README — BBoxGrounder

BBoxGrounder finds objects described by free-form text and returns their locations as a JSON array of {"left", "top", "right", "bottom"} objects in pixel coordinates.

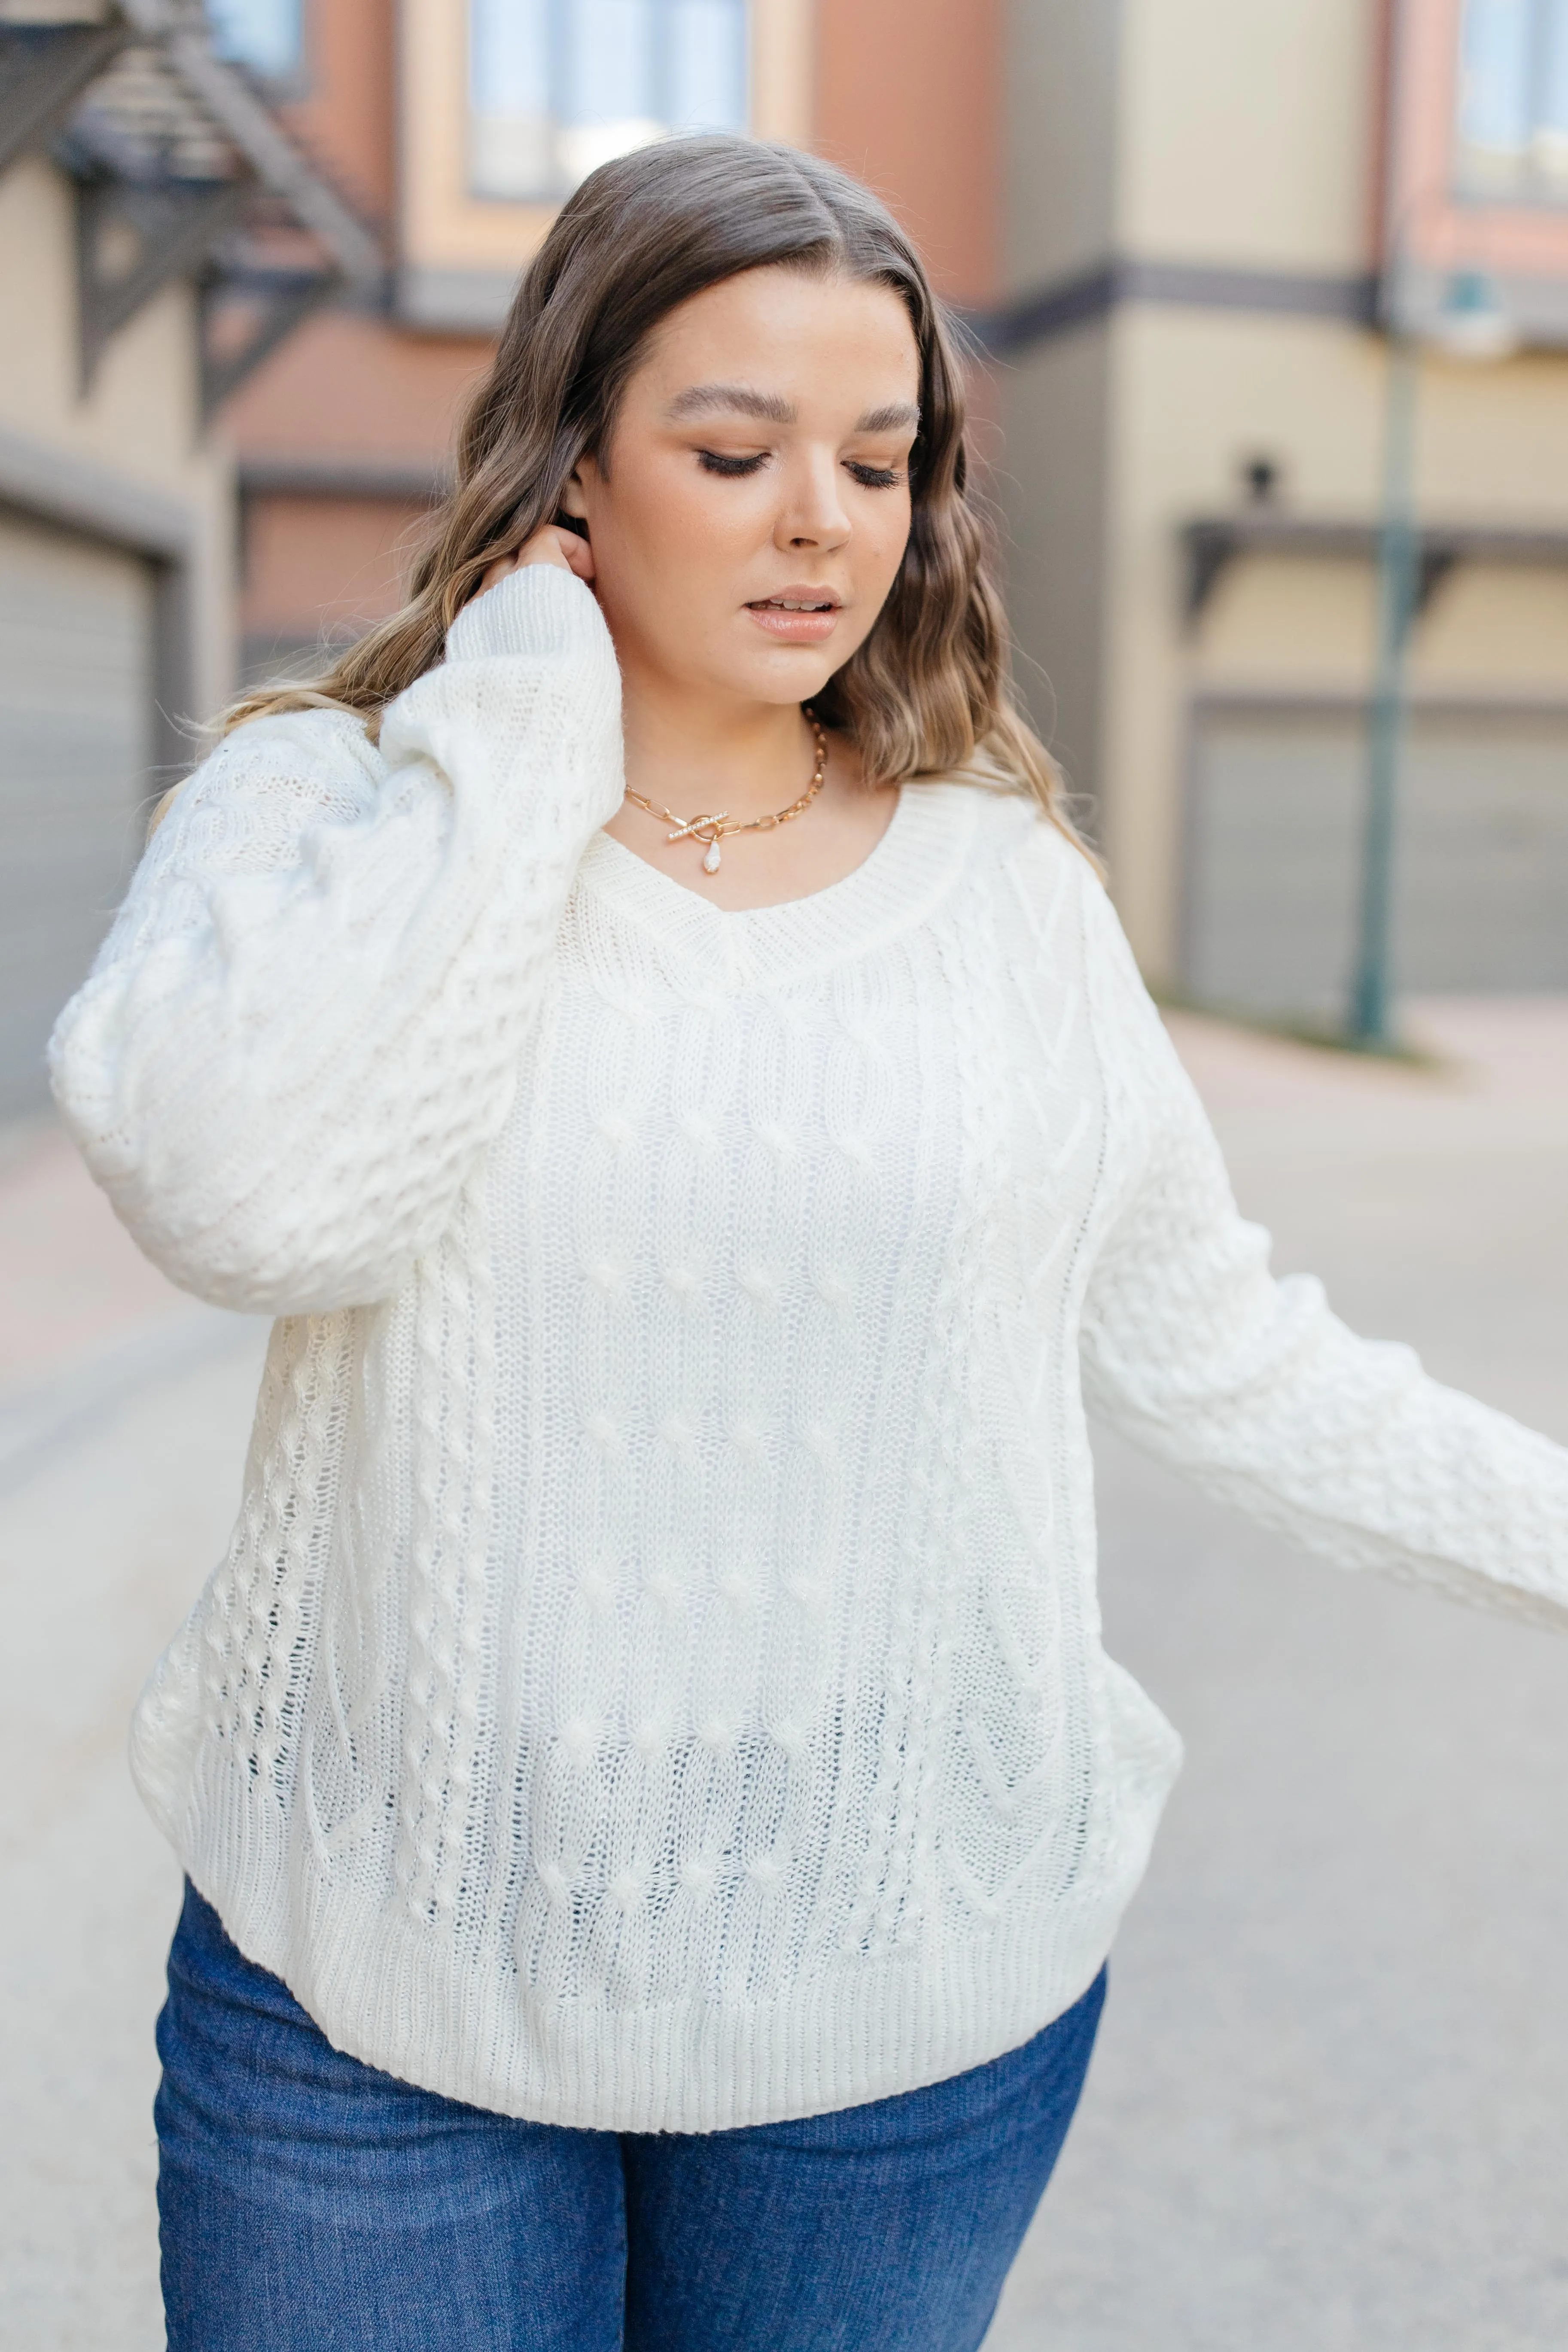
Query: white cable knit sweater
[{"left": 51, "top": 566, "right": 1568, "bottom": 2132}]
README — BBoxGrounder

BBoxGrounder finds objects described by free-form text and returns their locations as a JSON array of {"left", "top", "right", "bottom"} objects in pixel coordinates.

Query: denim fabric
[{"left": 156, "top": 1884, "right": 1104, "bottom": 2352}]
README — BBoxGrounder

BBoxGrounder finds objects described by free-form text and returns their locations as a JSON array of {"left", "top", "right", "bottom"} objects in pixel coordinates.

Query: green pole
[{"left": 1348, "top": 329, "right": 1420, "bottom": 1048}]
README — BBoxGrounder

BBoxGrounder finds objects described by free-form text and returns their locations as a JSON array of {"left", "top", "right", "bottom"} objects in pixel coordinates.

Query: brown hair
[{"left": 218, "top": 135, "right": 1075, "bottom": 836}]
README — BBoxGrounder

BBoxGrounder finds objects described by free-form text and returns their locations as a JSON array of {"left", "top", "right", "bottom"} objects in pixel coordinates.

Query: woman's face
[{"left": 561, "top": 265, "right": 921, "bottom": 711}]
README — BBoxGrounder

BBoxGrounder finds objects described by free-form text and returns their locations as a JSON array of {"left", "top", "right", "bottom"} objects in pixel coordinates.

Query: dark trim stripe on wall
[
  {"left": 237, "top": 456, "right": 451, "bottom": 501},
  {"left": 966, "top": 259, "right": 1380, "bottom": 356}
]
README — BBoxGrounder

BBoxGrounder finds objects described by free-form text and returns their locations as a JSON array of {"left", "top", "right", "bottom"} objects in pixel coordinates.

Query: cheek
[
  {"left": 859, "top": 501, "right": 913, "bottom": 586},
  {"left": 615, "top": 469, "right": 763, "bottom": 597}
]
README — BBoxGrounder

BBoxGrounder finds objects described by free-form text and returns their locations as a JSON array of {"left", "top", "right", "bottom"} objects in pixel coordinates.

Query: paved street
[
  {"left": 2, "top": 1001, "right": 1565, "bottom": 2350},
  {"left": 989, "top": 999, "right": 1568, "bottom": 2352},
  {"left": 0, "top": 1120, "right": 267, "bottom": 2352}
]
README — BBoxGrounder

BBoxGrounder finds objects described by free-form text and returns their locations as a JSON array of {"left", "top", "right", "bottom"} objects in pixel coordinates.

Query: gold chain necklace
[{"left": 622, "top": 721, "right": 828, "bottom": 874}]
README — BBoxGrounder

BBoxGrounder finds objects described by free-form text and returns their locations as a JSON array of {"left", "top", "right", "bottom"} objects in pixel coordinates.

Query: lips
[{"left": 744, "top": 590, "right": 843, "bottom": 643}]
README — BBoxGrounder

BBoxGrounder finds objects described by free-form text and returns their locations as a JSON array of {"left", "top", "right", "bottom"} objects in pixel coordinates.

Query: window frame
[
  {"left": 204, "top": 0, "right": 310, "bottom": 96},
  {"left": 1378, "top": 0, "right": 1568, "bottom": 349},
  {"left": 465, "top": 0, "right": 753, "bottom": 209},
  {"left": 1453, "top": 0, "right": 1568, "bottom": 202},
  {"left": 396, "top": 0, "right": 813, "bottom": 334}
]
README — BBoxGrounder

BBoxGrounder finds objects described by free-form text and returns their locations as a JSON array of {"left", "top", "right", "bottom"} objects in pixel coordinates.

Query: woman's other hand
[{"left": 481, "top": 524, "right": 595, "bottom": 595}]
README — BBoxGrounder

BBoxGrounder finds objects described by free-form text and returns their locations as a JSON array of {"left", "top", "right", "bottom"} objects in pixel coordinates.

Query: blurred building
[
  {"left": 0, "top": 0, "right": 376, "bottom": 1116},
  {"left": 227, "top": 0, "right": 1568, "bottom": 1024},
  {"left": 997, "top": 0, "right": 1568, "bottom": 1013},
  {"left": 221, "top": 0, "right": 998, "bottom": 679},
  {"left": 15, "top": 0, "right": 1565, "bottom": 1082}
]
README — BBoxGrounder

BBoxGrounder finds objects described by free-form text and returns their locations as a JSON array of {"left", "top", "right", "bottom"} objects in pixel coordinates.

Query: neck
[{"left": 619, "top": 670, "right": 817, "bottom": 825}]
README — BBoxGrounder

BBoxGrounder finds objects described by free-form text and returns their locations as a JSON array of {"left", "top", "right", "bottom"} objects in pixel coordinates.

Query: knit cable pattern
[{"left": 52, "top": 568, "right": 1568, "bottom": 2132}]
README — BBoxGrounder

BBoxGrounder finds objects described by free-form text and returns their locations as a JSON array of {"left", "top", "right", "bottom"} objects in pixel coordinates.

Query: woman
[{"left": 50, "top": 136, "right": 1568, "bottom": 2351}]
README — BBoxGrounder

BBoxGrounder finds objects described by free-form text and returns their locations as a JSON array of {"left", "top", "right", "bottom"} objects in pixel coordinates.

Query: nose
[{"left": 773, "top": 448, "right": 850, "bottom": 553}]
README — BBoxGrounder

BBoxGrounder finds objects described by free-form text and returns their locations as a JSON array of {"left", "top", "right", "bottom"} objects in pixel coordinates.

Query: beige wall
[
  {"left": 1097, "top": 307, "right": 1382, "bottom": 966},
  {"left": 1096, "top": 305, "right": 1568, "bottom": 974},
  {"left": 1003, "top": 0, "right": 1119, "bottom": 290},
  {"left": 1003, "top": 0, "right": 1378, "bottom": 288},
  {"left": 0, "top": 153, "right": 235, "bottom": 722},
  {"left": 999, "top": 0, "right": 1568, "bottom": 976},
  {"left": 1116, "top": 0, "right": 1378, "bottom": 270},
  {"left": 996, "top": 328, "right": 1114, "bottom": 819},
  {"left": 999, "top": 0, "right": 1387, "bottom": 956}
]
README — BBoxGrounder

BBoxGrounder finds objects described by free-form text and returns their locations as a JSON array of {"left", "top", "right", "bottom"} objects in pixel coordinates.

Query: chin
[
  {"left": 757, "top": 672, "right": 835, "bottom": 708},
  {"left": 733, "top": 651, "right": 843, "bottom": 707}
]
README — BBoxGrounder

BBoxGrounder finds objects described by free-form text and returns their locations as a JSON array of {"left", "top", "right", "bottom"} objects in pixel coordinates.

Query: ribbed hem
[{"left": 149, "top": 1732, "right": 1161, "bottom": 2135}]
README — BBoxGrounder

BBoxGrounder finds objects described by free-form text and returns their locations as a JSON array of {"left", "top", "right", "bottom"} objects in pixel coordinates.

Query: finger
[
  {"left": 519, "top": 527, "right": 570, "bottom": 570},
  {"left": 558, "top": 529, "right": 596, "bottom": 584}
]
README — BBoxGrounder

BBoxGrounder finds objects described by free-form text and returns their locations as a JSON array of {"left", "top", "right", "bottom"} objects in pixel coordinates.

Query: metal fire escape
[{"left": 0, "top": 0, "right": 382, "bottom": 411}]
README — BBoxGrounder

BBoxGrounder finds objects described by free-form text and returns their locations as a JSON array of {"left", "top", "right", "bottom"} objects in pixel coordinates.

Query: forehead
[{"left": 634, "top": 267, "right": 920, "bottom": 405}]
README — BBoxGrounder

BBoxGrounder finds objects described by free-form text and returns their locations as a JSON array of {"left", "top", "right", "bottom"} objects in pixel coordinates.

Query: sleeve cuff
[{"left": 444, "top": 563, "right": 602, "bottom": 666}]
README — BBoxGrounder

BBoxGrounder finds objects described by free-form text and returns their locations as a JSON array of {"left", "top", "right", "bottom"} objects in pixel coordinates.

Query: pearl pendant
[{"left": 702, "top": 841, "right": 722, "bottom": 874}]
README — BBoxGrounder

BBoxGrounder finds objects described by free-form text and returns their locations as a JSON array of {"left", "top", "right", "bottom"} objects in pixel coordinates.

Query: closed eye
[
  {"left": 697, "top": 450, "right": 904, "bottom": 487},
  {"left": 697, "top": 449, "right": 768, "bottom": 477}
]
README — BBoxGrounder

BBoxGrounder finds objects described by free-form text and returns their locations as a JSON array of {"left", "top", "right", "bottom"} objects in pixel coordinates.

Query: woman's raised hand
[{"left": 480, "top": 523, "right": 595, "bottom": 596}]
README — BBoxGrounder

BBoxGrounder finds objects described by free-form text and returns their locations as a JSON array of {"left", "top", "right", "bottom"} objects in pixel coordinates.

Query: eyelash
[
  {"left": 696, "top": 450, "right": 903, "bottom": 490},
  {"left": 697, "top": 450, "right": 767, "bottom": 478}
]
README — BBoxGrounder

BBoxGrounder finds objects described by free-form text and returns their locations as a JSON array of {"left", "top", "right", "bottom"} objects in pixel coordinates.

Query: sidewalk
[
  {"left": 0, "top": 1124, "right": 265, "bottom": 2352},
  {"left": 988, "top": 998, "right": 1568, "bottom": 2351},
  {"left": 0, "top": 1120, "right": 260, "bottom": 1493},
  {"left": 1, "top": 1001, "right": 1564, "bottom": 2349}
]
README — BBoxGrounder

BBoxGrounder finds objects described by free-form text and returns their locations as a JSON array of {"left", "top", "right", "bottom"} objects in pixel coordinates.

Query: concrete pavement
[
  {"left": 1, "top": 1001, "right": 1565, "bottom": 2349},
  {"left": 987, "top": 999, "right": 1568, "bottom": 2351},
  {"left": 0, "top": 1121, "right": 266, "bottom": 2352}
]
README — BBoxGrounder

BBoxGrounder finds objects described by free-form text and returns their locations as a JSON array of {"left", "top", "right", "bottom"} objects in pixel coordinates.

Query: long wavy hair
[{"left": 217, "top": 134, "right": 1075, "bottom": 836}]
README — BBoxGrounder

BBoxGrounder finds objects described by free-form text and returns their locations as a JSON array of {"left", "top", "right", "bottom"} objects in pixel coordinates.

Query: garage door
[
  {"left": 0, "top": 508, "right": 154, "bottom": 1117},
  {"left": 1182, "top": 701, "right": 1568, "bottom": 1021}
]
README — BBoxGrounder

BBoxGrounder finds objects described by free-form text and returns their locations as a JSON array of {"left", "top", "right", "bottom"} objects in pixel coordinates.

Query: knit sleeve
[
  {"left": 1076, "top": 880, "right": 1568, "bottom": 1629},
  {"left": 48, "top": 564, "right": 622, "bottom": 1316}
]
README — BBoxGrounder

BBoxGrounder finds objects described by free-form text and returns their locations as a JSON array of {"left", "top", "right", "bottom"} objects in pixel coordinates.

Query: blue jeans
[{"left": 156, "top": 1883, "right": 1104, "bottom": 2351}]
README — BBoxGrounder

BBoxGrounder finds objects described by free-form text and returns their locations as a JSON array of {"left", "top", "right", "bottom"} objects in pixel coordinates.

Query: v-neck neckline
[{"left": 572, "top": 780, "right": 982, "bottom": 989}]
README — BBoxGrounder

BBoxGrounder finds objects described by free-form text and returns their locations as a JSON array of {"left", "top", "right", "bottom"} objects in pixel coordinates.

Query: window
[
  {"left": 206, "top": 0, "right": 305, "bottom": 81},
  {"left": 469, "top": 0, "right": 749, "bottom": 203},
  {"left": 1455, "top": 0, "right": 1568, "bottom": 196}
]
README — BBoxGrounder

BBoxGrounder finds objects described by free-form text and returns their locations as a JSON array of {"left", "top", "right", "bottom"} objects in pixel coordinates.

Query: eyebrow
[
  {"left": 664, "top": 384, "right": 921, "bottom": 436},
  {"left": 854, "top": 401, "right": 920, "bottom": 435},
  {"left": 666, "top": 383, "right": 795, "bottom": 424}
]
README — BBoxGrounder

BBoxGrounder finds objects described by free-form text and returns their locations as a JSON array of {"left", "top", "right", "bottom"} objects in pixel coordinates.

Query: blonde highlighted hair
[{"left": 211, "top": 135, "right": 1078, "bottom": 842}]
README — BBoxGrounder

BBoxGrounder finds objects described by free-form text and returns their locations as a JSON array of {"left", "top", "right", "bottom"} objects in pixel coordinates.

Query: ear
[{"left": 558, "top": 465, "right": 591, "bottom": 523}]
